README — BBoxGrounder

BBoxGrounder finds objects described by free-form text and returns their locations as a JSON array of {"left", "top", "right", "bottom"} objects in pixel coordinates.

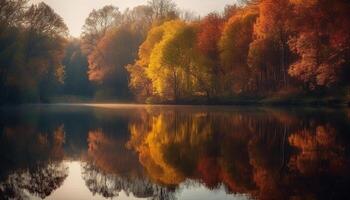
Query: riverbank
[
  {"left": 154, "top": 97, "right": 349, "bottom": 107},
  {"left": 1, "top": 94, "right": 349, "bottom": 108},
  {"left": 56, "top": 96, "right": 350, "bottom": 108}
]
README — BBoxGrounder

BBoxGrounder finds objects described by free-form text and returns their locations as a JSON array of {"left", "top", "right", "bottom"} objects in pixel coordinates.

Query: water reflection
[
  {"left": 0, "top": 122, "right": 67, "bottom": 199},
  {"left": 82, "top": 130, "right": 175, "bottom": 199},
  {"left": 0, "top": 105, "right": 349, "bottom": 199}
]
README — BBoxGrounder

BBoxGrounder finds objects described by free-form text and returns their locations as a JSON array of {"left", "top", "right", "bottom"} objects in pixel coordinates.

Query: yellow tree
[
  {"left": 146, "top": 20, "right": 184, "bottom": 101},
  {"left": 219, "top": 6, "right": 258, "bottom": 95},
  {"left": 127, "top": 24, "right": 165, "bottom": 102},
  {"left": 147, "top": 20, "right": 201, "bottom": 102}
]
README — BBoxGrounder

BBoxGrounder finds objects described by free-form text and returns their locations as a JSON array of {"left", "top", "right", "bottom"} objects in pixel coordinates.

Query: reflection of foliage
[
  {"left": 81, "top": 162, "right": 120, "bottom": 198},
  {"left": 127, "top": 111, "right": 259, "bottom": 192},
  {"left": 288, "top": 125, "right": 346, "bottom": 175},
  {"left": 248, "top": 133, "right": 287, "bottom": 199},
  {"left": 86, "top": 129, "right": 143, "bottom": 177},
  {"left": 81, "top": 162, "right": 176, "bottom": 200},
  {"left": 83, "top": 128, "right": 176, "bottom": 199},
  {"left": 0, "top": 162, "right": 68, "bottom": 200},
  {"left": 127, "top": 108, "right": 350, "bottom": 199},
  {"left": 0, "top": 124, "right": 67, "bottom": 199}
]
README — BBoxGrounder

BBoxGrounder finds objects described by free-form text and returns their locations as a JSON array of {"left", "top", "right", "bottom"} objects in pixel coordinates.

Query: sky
[{"left": 30, "top": 0, "right": 236, "bottom": 37}]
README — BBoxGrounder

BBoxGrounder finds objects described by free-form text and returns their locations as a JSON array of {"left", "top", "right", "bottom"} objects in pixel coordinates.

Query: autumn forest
[
  {"left": 1, "top": 1, "right": 350, "bottom": 199},
  {"left": 1, "top": 0, "right": 350, "bottom": 105}
]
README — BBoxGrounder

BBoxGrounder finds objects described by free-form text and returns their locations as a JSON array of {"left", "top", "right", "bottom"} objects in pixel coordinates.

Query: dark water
[{"left": 0, "top": 104, "right": 350, "bottom": 200}]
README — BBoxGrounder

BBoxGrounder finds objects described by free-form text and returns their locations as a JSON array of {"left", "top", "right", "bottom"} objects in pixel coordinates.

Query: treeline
[
  {"left": 128, "top": 0, "right": 350, "bottom": 103},
  {"left": 1, "top": 0, "right": 350, "bottom": 104},
  {"left": 0, "top": 0, "right": 68, "bottom": 103},
  {"left": 80, "top": 0, "right": 193, "bottom": 101},
  {"left": 0, "top": 0, "right": 191, "bottom": 103}
]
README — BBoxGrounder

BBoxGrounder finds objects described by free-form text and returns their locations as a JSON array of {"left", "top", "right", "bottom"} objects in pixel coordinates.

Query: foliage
[
  {"left": 128, "top": 0, "right": 350, "bottom": 103},
  {"left": 1, "top": 0, "right": 350, "bottom": 104},
  {"left": 0, "top": 1, "right": 68, "bottom": 104}
]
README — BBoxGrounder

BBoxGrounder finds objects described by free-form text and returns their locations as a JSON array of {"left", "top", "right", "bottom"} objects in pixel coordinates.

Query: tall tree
[
  {"left": 148, "top": 0, "right": 177, "bottom": 21},
  {"left": 0, "top": 0, "right": 28, "bottom": 27},
  {"left": 127, "top": 23, "right": 165, "bottom": 102},
  {"left": 196, "top": 13, "right": 224, "bottom": 97},
  {"left": 88, "top": 25, "right": 143, "bottom": 99},
  {"left": 81, "top": 5, "right": 122, "bottom": 55},
  {"left": 219, "top": 6, "right": 258, "bottom": 95},
  {"left": 24, "top": 3, "right": 68, "bottom": 38},
  {"left": 62, "top": 39, "right": 93, "bottom": 97},
  {"left": 287, "top": 0, "right": 350, "bottom": 89},
  {"left": 0, "top": 2, "right": 68, "bottom": 103},
  {"left": 248, "top": 0, "right": 292, "bottom": 92}
]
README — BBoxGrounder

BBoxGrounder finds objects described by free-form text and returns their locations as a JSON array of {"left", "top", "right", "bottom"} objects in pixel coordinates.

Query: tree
[
  {"left": 24, "top": 3, "right": 68, "bottom": 38},
  {"left": 248, "top": 35, "right": 282, "bottom": 92},
  {"left": 148, "top": 0, "right": 177, "bottom": 21},
  {"left": 0, "top": 2, "right": 68, "bottom": 103},
  {"left": 23, "top": 3, "right": 68, "bottom": 102},
  {"left": 88, "top": 25, "right": 142, "bottom": 99},
  {"left": 248, "top": 0, "right": 293, "bottom": 93},
  {"left": 0, "top": 0, "right": 28, "bottom": 27},
  {"left": 287, "top": 0, "right": 350, "bottom": 89},
  {"left": 122, "top": 5, "right": 154, "bottom": 35},
  {"left": 81, "top": 5, "right": 122, "bottom": 55},
  {"left": 219, "top": 6, "right": 258, "bottom": 95},
  {"left": 62, "top": 39, "right": 93, "bottom": 97},
  {"left": 145, "top": 20, "right": 202, "bottom": 101},
  {"left": 127, "top": 23, "right": 165, "bottom": 102},
  {"left": 196, "top": 13, "right": 224, "bottom": 98}
]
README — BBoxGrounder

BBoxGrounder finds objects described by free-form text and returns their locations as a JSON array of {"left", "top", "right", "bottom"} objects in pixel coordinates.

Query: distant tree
[
  {"left": 81, "top": 5, "right": 122, "bottom": 55},
  {"left": 0, "top": 2, "right": 68, "bottom": 103},
  {"left": 122, "top": 5, "right": 154, "bottom": 34},
  {"left": 23, "top": 3, "right": 68, "bottom": 102},
  {"left": 148, "top": 0, "right": 177, "bottom": 21},
  {"left": 0, "top": 0, "right": 28, "bottom": 27},
  {"left": 88, "top": 25, "right": 142, "bottom": 99},
  {"left": 24, "top": 3, "right": 68, "bottom": 38},
  {"left": 62, "top": 39, "right": 93, "bottom": 97}
]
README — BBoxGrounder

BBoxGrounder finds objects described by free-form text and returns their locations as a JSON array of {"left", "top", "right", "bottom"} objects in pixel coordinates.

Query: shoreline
[{"left": 1, "top": 100, "right": 349, "bottom": 108}]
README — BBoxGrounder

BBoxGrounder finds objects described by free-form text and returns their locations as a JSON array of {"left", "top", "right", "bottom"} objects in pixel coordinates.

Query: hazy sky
[{"left": 30, "top": 0, "right": 236, "bottom": 37}]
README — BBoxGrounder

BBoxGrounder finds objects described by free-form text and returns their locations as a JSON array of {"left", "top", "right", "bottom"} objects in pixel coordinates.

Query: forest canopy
[{"left": 0, "top": 0, "right": 349, "bottom": 104}]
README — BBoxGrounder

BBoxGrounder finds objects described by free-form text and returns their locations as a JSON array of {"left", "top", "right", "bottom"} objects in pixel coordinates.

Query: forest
[{"left": 0, "top": 0, "right": 349, "bottom": 105}]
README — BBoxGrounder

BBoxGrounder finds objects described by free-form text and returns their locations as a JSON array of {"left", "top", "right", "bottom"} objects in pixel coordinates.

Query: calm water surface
[{"left": 0, "top": 104, "right": 350, "bottom": 200}]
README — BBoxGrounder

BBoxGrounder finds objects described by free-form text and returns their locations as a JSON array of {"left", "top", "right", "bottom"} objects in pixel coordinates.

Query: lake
[{"left": 0, "top": 104, "right": 349, "bottom": 200}]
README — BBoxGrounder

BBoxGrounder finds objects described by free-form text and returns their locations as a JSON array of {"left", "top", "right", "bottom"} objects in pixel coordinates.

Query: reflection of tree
[
  {"left": 81, "top": 162, "right": 120, "bottom": 198},
  {"left": 288, "top": 125, "right": 346, "bottom": 175},
  {"left": 82, "top": 129, "right": 176, "bottom": 199},
  {"left": 0, "top": 125, "right": 67, "bottom": 199},
  {"left": 0, "top": 182, "right": 29, "bottom": 200},
  {"left": 127, "top": 111, "right": 259, "bottom": 193},
  {"left": 127, "top": 108, "right": 350, "bottom": 200},
  {"left": 81, "top": 161, "right": 176, "bottom": 200},
  {"left": 86, "top": 130, "right": 143, "bottom": 176},
  {"left": 248, "top": 134, "right": 287, "bottom": 199},
  {"left": 0, "top": 162, "right": 68, "bottom": 199}
]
